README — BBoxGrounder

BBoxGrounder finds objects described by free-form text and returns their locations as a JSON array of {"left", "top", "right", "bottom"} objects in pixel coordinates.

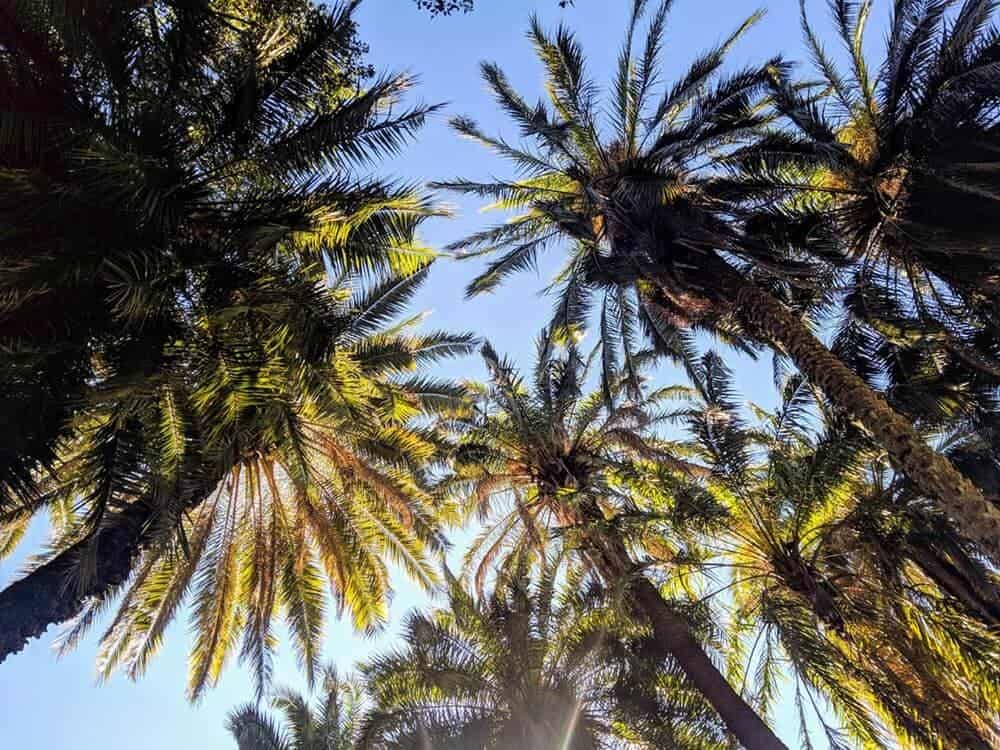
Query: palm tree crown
[
  {"left": 674, "top": 358, "right": 1000, "bottom": 748},
  {"left": 360, "top": 558, "right": 652, "bottom": 750},
  {"left": 228, "top": 664, "right": 366, "bottom": 750},
  {"left": 0, "top": 0, "right": 476, "bottom": 681},
  {"left": 0, "top": 0, "right": 438, "bottom": 505},
  {"left": 444, "top": 340, "right": 785, "bottom": 750},
  {"left": 748, "top": 0, "right": 1000, "bottom": 319},
  {"left": 37, "top": 269, "right": 471, "bottom": 699},
  {"left": 436, "top": 2, "right": 793, "bottom": 349},
  {"left": 447, "top": 338, "right": 713, "bottom": 590}
]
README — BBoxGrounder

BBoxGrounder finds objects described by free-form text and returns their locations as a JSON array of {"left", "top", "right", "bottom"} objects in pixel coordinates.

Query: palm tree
[
  {"left": 676, "top": 358, "right": 1000, "bottom": 748},
  {"left": 360, "top": 556, "right": 709, "bottom": 750},
  {"left": 444, "top": 338, "right": 786, "bottom": 750},
  {"left": 0, "top": 0, "right": 464, "bottom": 665},
  {"left": 433, "top": 0, "right": 1000, "bottom": 561},
  {"left": 228, "top": 664, "right": 365, "bottom": 750},
  {"left": 748, "top": 0, "right": 1000, "bottom": 324},
  {"left": 820, "top": 297, "right": 1000, "bottom": 626},
  {"left": 0, "top": 267, "right": 473, "bottom": 695},
  {"left": 0, "top": 0, "right": 410, "bottom": 506},
  {"left": 851, "top": 464, "right": 1000, "bottom": 625}
]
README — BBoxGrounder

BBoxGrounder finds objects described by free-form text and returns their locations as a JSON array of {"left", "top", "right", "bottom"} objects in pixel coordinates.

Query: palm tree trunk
[
  {"left": 0, "top": 468, "right": 224, "bottom": 662},
  {"left": 626, "top": 577, "right": 787, "bottom": 750},
  {"left": 0, "top": 502, "right": 149, "bottom": 662},
  {"left": 717, "top": 276, "right": 1000, "bottom": 563},
  {"left": 566, "top": 501, "right": 788, "bottom": 750}
]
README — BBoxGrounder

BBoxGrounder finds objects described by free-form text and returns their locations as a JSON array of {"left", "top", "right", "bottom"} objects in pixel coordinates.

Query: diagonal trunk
[
  {"left": 0, "top": 468, "right": 224, "bottom": 663},
  {"left": 711, "top": 274, "right": 1000, "bottom": 564},
  {"left": 626, "top": 577, "right": 787, "bottom": 750},
  {"left": 563, "top": 501, "right": 788, "bottom": 750},
  {"left": 0, "top": 501, "right": 150, "bottom": 661}
]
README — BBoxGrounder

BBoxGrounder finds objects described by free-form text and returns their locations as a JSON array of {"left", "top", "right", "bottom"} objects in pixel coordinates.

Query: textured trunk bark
[
  {"left": 0, "top": 468, "right": 224, "bottom": 663},
  {"left": 717, "top": 275, "right": 1000, "bottom": 564},
  {"left": 567, "top": 502, "right": 787, "bottom": 750},
  {"left": 0, "top": 502, "right": 149, "bottom": 662}
]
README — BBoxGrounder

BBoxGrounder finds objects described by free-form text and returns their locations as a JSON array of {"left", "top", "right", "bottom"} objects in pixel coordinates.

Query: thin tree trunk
[
  {"left": 627, "top": 577, "right": 787, "bottom": 750},
  {"left": 565, "top": 502, "right": 788, "bottom": 750},
  {"left": 716, "top": 276, "right": 1000, "bottom": 563},
  {"left": 0, "top": 468, "right": 224, "bottom": 663}
]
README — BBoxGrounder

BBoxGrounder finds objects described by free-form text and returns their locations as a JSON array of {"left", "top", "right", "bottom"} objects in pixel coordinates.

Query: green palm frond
[
  {"left": 227, "top": 663, "right": 366, "bottom": 750},
  {"left": 683, "top": 359, "right": 1000, "bottom": 748},
  {"left": 0, "top": 0, "right": 446, "bottom": 512},
  {"left": 27, "top": 264, "right": 471, "bottom": 695},
  {"left": 0, "top": 0, "right": 480, "bottom": 686},
  {"left": 229, "top": 703, "right": 293, "bottom": 750},
  {"left": 751, "top": 0, "right": 1000, "bottom": 342}
]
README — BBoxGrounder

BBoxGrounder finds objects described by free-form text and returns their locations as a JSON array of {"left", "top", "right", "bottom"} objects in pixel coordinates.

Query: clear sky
[{"left": 0, "top": 1, "right": 889, "bottom": 747}]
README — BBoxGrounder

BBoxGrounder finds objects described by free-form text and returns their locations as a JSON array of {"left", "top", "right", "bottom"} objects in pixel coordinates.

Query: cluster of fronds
[
  {"left": 358, "top": 554, "right": 723, "bottom": 750},
  {"left": 443, "top": 335, "right": 720, "bottom": 597},
  {"left": 669, "top": 356, "right": 1000, "bottom": 749},
  {"left": 0, "top": 0, "right": 442, "bottom": 507},
  {"left": 0, "top": 0, "right": 473, "bottom": 697},
  {"left": 40, "top": 269, "right": 472, "bottom": 700},
  {"left": 228, "top": 664, "right": 367, "bottom": 750}
]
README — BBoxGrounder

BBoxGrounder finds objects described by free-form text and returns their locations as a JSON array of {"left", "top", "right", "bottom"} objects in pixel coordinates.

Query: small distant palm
[
  {"left": 447, "top": 338, "right": 714, "bottom": 591},
  {"left": 228, "top": 665, "right": 364, "bottom": 750},
  {"left": 359, "top": 558, "right": 639, "bottom": 750}
]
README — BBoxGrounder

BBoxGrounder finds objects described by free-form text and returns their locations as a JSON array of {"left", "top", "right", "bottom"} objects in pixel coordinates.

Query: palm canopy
[
  {"left": 0, "top": 0, "right": 439, "bottom": 507},
  {"left": 671, "top": 357, "right": 1000, "bottom": 749},
  {"left": 446, "top": 336, "right": 715, "bottom": 594},
  {"left": 228, "top": 664, "right": 365, "bottom": 750},
  {"left": 742, "top": 0, "right": 1000, "bottom": 327},
  {"left": 825, "top": 257, "right": 1000, "bottom": 550},
  {"left": 434, "top": 1, "right": 813, "bottom": 357},
  {"left": 359, "top": 556, "right": 683, "bottom": 750},
  {"left": 831, "top": 269, "right": 1000, "bottom": 480},
  {"left": 443, "top": 340, "right": 788, "bottom": 750},
  {"left": 1, "top": 267, "right": 473, "bottom": 699},
  {"left": 0, "top": 0, "right": 471, "bottom": 664}
]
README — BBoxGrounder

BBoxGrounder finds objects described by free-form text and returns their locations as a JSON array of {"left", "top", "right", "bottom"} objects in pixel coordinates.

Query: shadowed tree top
[{"left": 228, "top": 664, "right": 366, "bottom": 750}]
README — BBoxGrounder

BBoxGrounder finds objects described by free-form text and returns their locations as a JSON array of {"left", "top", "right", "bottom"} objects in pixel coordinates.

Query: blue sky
[{"left": 0, "top": 1, "right": 889, "bottom": 747}]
